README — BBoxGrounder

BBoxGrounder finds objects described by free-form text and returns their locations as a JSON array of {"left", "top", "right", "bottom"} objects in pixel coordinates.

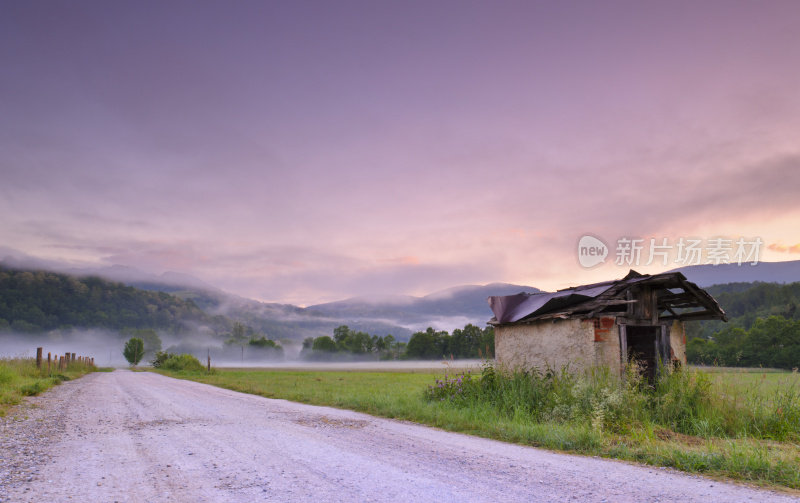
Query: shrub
[
  {"left": 150, "top": 350, "right": 177, "bottom": 368},
  {"left": 160, "top": 354, "right": 205, "bottom": 372}
]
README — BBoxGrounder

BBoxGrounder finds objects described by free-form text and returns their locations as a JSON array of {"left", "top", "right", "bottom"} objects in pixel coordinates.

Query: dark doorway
[{"left": 626, "top": 326, "right": 660, "bottom": 382}]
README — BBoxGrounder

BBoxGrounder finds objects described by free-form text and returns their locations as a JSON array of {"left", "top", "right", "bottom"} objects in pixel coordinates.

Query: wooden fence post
[
  {"left": 71, "top": 353, "right": 76, "bottom": 362},
  {"left": 36, "top": 347, "right": 43, "bottom": 369},
  {"left": 48, "top": 352, "right": 52, "bottom": 374}
]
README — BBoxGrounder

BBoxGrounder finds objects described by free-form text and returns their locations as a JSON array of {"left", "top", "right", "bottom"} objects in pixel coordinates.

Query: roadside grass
[
  {"left": 0, "top": 357, "right": 100, "bottom": 416},
  {"left": 154, "top": 364, "right": 800, "bottom": 490}
]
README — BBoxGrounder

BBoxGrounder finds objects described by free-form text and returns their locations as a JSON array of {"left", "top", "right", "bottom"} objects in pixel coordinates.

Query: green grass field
[
  {"left": 701, "top": 366, "right": 800, "bottom": 395},
  {"left": 0, "top": 357, "right": 102, "bottom": 417},
  {"left": 157, "top": 365, "right": 800, "bottom": 490}
]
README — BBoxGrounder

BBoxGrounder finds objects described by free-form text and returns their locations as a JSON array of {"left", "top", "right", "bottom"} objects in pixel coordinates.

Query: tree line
[
  {"left": 301, "top": 325, "right": 404, "bottom": 360},
  {"left": 221, "top": 321, "right": 285, "bottom": 359},
  {"left": 301, "top": 324, "right": 494, "bottom": 360},
  {"left": 688, "top": 315, "right": 800, "bottom": 369},
  {"left": 405, "top": 325, "right": 494, "bottom": 359},
  {"left": 686, "top": 281, "right": 800, "bottom": 369},
  {"left": 686, "top": 281, "right": 800, "bottom": 340}
]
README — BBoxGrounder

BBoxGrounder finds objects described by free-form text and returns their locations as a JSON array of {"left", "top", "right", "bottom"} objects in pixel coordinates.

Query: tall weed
[{"left": 427, "top": 362, "right": 799, "bottom": 442}]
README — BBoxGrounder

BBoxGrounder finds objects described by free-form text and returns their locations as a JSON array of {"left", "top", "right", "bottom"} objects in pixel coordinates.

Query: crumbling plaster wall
[
  {"left": 669, "top": 320, "right": 687, "bottom": 365},
  {"left": 496, "top": 318, "right": 599, "bottom": 372},
  {"left": 495, "top": 318, "right": 687, "bottom": 372}
]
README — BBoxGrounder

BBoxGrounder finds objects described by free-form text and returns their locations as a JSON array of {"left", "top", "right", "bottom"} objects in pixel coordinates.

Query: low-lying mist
[
  {"left": 0, "top": 330, "right": 486, "bottom": 371},
  {"left": 0, "top": 329, "right": 133, "bottom": 367},
  {"left": 210, "top": 359, "right": 486, "bottom": 371},
  {"left": 0, "top": 329, "right": 292, "bottom": 368}
]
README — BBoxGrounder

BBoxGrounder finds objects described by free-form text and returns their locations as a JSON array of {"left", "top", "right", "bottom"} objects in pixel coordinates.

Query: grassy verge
[
  {"left": 0, "top": 357, "right": 103, "bottom": 416},
  {"left": 154, "top": 365, "right": 800, "bottom": 491}
]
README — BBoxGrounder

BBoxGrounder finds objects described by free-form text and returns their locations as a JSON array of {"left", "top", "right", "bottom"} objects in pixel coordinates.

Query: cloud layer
[{"left": 2, "top": 1, "right": 800, "bottom": 303}]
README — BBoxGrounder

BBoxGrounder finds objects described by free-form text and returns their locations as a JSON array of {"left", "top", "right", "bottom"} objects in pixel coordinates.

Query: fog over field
[
  {"left": 0, "top": 330, "right": 276, "bottom": 368},
  {"left": 0, "top": 330, "right": 131, "bottom": 367},
  {"left": 0, "top": 331, "right": 486, "bottom": 371},
  {"left": 210, "top": 359, "right": 486, "bottom": 372}
]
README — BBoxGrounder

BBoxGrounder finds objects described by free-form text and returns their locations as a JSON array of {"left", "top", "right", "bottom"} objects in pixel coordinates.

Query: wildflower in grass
[{"left": 425, "top": 371, "right": 475, "bottom": 402}]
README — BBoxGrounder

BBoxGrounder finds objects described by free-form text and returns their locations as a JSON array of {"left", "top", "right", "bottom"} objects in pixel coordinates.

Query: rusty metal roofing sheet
[
  {"left": 487, "top": 269, "right": 726, "bottom": 325},
  {"left": 488, "top": 285, "right": 612, "bottom": 324}
]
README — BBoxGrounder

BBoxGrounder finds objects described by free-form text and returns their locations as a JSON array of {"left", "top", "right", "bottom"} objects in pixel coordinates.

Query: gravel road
[{"left": 1, "top": 370, "right": 798, "bottom": 503}]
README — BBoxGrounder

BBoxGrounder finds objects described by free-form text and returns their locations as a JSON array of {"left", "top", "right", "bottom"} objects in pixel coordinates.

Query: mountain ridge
[
  {"left": 668, "top": 259, "right": 800, "bottom": 287},
  {"left": 4, "top": 255, "right": 800, "bottom": 340}
]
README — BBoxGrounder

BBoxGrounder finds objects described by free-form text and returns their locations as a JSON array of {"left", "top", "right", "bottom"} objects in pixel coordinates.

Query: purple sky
[{"left": 2, "top": 1, "right": 800, "bottom": 305}]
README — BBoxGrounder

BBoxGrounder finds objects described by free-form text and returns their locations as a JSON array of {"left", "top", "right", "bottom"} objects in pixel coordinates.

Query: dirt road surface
[{"left": 1, "top": 370, "right": 797, "bottom": 503}]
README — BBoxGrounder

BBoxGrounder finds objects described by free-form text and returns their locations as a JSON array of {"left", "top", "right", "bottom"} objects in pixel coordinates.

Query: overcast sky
[{"left": 2, "top": 0, "right": 800, "bottom": 305}]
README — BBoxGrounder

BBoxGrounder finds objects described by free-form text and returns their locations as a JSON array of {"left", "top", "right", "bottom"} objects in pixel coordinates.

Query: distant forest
[
  {"left": 686, "top": 282, "right": 800, "bottom": 369},
  {"left": 301, "top": 324, "right": 494, "bottom": 361},
  {"left": 0, "top": 266, "right": 231, "bottom": 335}
]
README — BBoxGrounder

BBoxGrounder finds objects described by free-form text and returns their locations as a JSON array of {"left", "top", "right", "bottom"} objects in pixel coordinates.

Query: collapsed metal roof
[{"left": 488, "top": 270, "right": 727, "bottom": 325}]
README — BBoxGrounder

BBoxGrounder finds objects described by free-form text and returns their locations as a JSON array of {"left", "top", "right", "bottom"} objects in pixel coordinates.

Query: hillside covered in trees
[
  {"left": 0, "top": 266, "right": 231, "bottom": 335},
  {"left": 687, "top": 281, "right": 800, "bottom": 369}
]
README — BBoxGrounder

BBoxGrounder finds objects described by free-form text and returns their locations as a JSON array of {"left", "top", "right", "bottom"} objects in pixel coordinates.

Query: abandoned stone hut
[{"left": 487, "top": 270, "right": 726, "bottom": 376}]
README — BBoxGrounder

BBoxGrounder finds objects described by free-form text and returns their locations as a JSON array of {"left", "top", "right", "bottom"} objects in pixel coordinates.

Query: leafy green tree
[
  {"left": 123, "top": 337, "right": 145, "bottom": 366},
  {"left": 248, "top": 336, "right": 284, "bottom": 357},
  {"left": 231, "top": 321, "right": 247, "bottom": 341},
  {"left": 480, "top": 326, "right": 495, "bottom": 358},
  {"left": 312, "top": 336, "right": 337, "bottom": 352},
  {"left": 333, "top": 325, "right": 351, "bottom": 346},
  {"left": 686, "top": 337, "right": 711, "bottom": 364},
  {"left": 248, "top": 336, "right": 278, "bottom": 348},
  {"left": 376, "top": 334, "right": 400, "bottom": 359},
  {"left": 688, "top": 316, "right": 800, "bottom": 369},
  {"left": 741, "top": 316, "right": 800, "bottom": 368},
  {"left": 343, "top": 330, "right": 373, "bottom": 353},
  {"left": 406, "top": 328, "right": 440, "bottom": 359},
  {"left": 124, "top": 328, "right": 162, "bottom": 358},
  {"left": 141, "top": 329, "right": 162, "bottom": 355}
]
